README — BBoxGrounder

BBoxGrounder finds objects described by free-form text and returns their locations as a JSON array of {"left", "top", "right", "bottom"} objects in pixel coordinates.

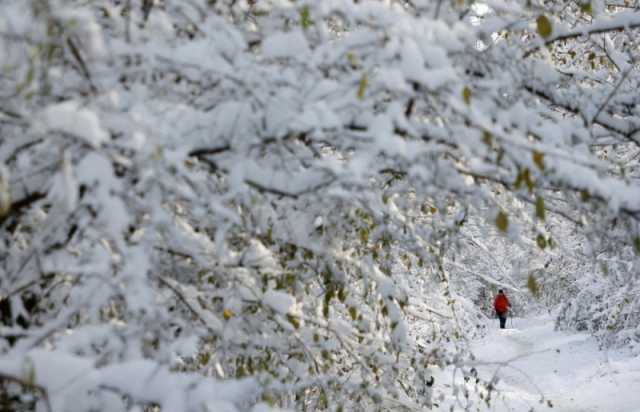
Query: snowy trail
[{"left": 470, "top": 315, "right": 640, "bottom": 412}]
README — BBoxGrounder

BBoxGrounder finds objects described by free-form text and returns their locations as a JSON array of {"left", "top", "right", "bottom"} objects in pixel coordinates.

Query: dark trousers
[{"left": 497, "top": 312, "right": 507, "bottom": 329}]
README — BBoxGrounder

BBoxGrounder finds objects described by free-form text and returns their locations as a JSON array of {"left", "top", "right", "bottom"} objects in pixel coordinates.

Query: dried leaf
[
  {"left": 532, "top": 150, "right": 545, "bottom": 170},
  {"left": 359, "top": 227, "right": 369, "bottom": 244},
  {"left": 536, "top": 15, "right": 552, "bottom": 39},
  {"left": 349, "top": 306, "right": 358, "bottom": 321},
  {"left": 535, "top": 196, "right": 545, "bottom": 220},
  {"left": 527, "top": 274, "right": 540, "bottom": 298},
  {"left": 287, "top": 314, "right": 300, "bottom": 329},
  {"left": 0, "top": 174, "right": 10, "bottom": 220},
  {"left": 482, "top": 130, "right": 492, "bottom": 146},
  {"left": 495, "top": 211, "right": 508, "bottom": 232},
  {"left": 463, "top": 86, "right": 471, "bottom": 105},
  {"left": 357, "top": 72, "right": 368, "bottom": 99}
]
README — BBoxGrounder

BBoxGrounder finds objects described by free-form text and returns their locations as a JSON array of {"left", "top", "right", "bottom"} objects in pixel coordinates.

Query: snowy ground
[{"left": 469, "top": 314, "right": 640, "bottom": 412}]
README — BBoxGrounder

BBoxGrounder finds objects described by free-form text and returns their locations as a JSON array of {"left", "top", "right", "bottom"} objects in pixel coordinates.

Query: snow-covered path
[{"left": 470, "top": 315, "right": 640, "bottom": 412}]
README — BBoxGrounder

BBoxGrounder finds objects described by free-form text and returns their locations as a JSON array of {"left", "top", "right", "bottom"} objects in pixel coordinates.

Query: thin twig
[
  {"left": 591, "top": 64, "right": 633, "bottom": 125},
  {"left": 523, "top": 16, "right": 640, "bottom": 58},
  {"left": 157, "top": 275, "right": 221, "bottom": 335},
  {"left": 245, "top": 177, "right": 335, "bottom": 199}
]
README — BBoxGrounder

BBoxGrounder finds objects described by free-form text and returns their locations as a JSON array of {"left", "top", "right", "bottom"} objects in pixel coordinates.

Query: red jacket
[{"left": 494, "top": 293, "right": 509, "bottom": 314}]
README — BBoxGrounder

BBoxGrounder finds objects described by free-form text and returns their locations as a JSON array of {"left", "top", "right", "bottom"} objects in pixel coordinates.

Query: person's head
[{"left": 498, "top": 289, "right": 504, "bottom": 294}]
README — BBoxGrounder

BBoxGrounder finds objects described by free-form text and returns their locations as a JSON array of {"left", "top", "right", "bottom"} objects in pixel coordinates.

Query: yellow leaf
[
  {"left": 535, "top": 196, "right": 545, "bottom": 220},
  {"left": 300, "top": 5, "right": 311, "bottom": 29},
  {"left": 462, "top": 86, "right": 471, "bottom": 105},
  {"left": 536, "top": 15, "right": 552, "bottom": 39},
  {"left": 514, "top": 171, "right": 523, "bottom": 190},
  {"left": 199, "top": 352, "right": 210, "bottom": 366},
  {"left": 357, "top": 72, "right": 368, "bottom": 99},
  {"left": 0, "top": 176, "right": 11, "bottom": 220},
  {"left": 532, "top": 150, "right": 545, "bottom": 170},
  {"left": 523, "top": 168, "right": 534, "bottom": 193},
  {"left": 359, "top": 227, "right": 369, "bottom": 244},
  {"left": 287, "top": 314, "right": 300, "bottom": 329},
  {"left": 223, "top": 308, "right": 233, "bottom": 320},
  {"left": 495, "top": 211, "right": 508, "bottom": 232},
  {"left": 527, "top": 274, "right": 540, "bottom": 298},
  {"left": 482, "top": 130, "right": 492, "bottom": 146},
  {"left": 349, "top": 306, "right": 358, "bottom": 321}
]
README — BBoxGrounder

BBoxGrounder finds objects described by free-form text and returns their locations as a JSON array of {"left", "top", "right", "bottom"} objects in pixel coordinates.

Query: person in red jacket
[{"left": 494, "top": 289, "right": 510, "bottom": 329}]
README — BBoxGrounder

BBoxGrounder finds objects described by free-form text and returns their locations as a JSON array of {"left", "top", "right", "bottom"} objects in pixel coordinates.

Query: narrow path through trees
[{"left": 470, "top": 315, "right": 640, "bottom": 412}]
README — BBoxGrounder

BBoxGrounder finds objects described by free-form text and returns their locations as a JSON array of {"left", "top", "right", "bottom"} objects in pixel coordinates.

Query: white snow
[
  {"left": 262, "top": 290, "right": 295, "bottom": 315},
  {"left": 469, "top": 314, "right": 640, "bottom": 412},
  {"left": 36, "top": 101, "right": 109, "bottom": 148},
  {"left": 550, "top": 10, "right": 640, "bottom": 43},
  {"left": 262, "top": 30, "right": 310, "bottom": 60},
  {"left": 53, "top": 8, "right": 106, "bottom": 57},
  {"left": 400, "top": 39, "right": 426, "bottom": 83},
  {"left": 242, "top": 239, "right": 279, "bottom": 270}
]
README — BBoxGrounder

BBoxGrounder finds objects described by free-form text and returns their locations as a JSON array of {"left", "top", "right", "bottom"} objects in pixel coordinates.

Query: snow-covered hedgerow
[
  {"left": 554, "top": 231, "right": 640, "bottom": 354},
  {"left": 2, "top": 0, "right": 640, "bottom": 411}
]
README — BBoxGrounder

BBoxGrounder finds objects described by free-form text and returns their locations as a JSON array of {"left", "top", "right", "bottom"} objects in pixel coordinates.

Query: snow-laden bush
[
  {"left": 2, "top": 0, "right": 640, "bottom": 411},
  {"left": 555, "top": 235, "right": 640, "bottom": 354}
]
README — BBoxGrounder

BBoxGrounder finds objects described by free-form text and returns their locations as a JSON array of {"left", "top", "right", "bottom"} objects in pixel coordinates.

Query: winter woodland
[{"left": 1, "top": 0, "right": 640, "bottom": 411}]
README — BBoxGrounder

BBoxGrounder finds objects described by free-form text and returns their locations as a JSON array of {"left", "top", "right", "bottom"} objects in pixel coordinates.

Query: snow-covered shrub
[
  {"left": 555, "top": 237, "right": 640, "bottom": 353},
  {"left": 2, "top": 0, "right": 640, "bottom": 411}
]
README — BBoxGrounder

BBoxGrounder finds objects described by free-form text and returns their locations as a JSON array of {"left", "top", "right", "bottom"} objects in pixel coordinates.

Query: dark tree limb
[
  {"left": 0, "top": 191, "right": 46, "bottom": 228},
  {"left": 66, "top": 38, "right": 97, "bottom": 94},
  {"left": 245, "top": 177, "right": 335, "bottom": 199}
]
